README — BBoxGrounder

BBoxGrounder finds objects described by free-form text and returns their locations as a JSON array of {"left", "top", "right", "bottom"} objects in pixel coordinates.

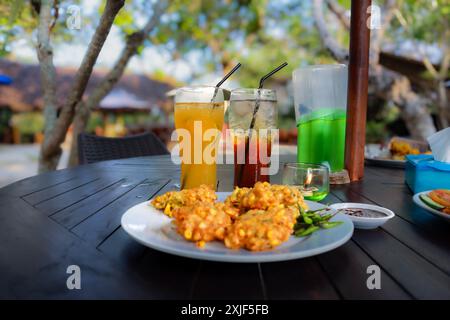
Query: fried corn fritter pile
[
  {"left": 224, "top": 206, "right": 298, "bottom": 251},
  {"left": 172, "top": 203, "right": 232, "bottom": 248},
  {"left": 214, "top": 202, "right": 241, "bottom": 220},
  {"left": 226, "top": 182, "right": 308, "bottom": 212},
  {"left": 151, "top": 184, "right": 216, "bottom": 217},
  {"left": 150, "top": 182, "right": 308, "bottom": 251}
]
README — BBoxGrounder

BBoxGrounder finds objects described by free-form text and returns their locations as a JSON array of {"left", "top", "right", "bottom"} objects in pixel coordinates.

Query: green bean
[
  {"left": 308, "top": 208, "right": 329, "bottom": 213},
  {"left": 303, "top": 215, "right": 313, "bottom": 224},
  {"left": 298, "top": 205, "right": 306, "bottom": 215},
  {"left": 294, "top": 222, "right": 309, "bottom": 229},
  {"left": 294, "top": 227, "right": 306, "bottom": 235},
  {"left": 320, "top": 221, "right": 343, "bottom": 229},
  {"left": 296, "top": 225, "right": 319, "bottom": 237},
  {"left": 294, "top": 206, "right": 343, "bottom": 238}
]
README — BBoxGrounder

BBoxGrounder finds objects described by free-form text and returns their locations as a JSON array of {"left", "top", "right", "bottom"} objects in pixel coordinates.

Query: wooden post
[{"left": 345, "top": 0, "right": 372, "bottom": 181}]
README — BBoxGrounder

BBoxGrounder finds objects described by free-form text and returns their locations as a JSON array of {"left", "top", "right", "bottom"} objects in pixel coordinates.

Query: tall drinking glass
[
  {"left": 174, "top": 86, "right": 224, "bottom": 189},
  {"left": 228, "top": 89, "right": 277, "bottom": 187},
  {"left": 292, "top": 65, "right": 348, "bottom": 172}
]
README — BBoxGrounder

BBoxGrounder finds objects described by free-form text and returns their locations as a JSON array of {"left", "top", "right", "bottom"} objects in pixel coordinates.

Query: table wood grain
[{"left": 0, "top": 155, "right": 449, "bottom": 299}]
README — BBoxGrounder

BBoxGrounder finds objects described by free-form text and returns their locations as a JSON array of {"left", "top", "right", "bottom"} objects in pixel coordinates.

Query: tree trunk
[
  {"left": 68, "top": 101, "right": 89, "bottom": 167},
  {"left": 390, "top": 77, "right": 436, "bottom": 140},
  {"left": 36, "top": 0, "right": 60, "bottom": 172},
  {"left": 38, "top": 145, "right": 62, "bottom": 172},
  {"left": 437, "top": 80, "right": 449, "bottom": 129},
  {"left": 37, "top": 0, "right": 125, "bottom": 172}
]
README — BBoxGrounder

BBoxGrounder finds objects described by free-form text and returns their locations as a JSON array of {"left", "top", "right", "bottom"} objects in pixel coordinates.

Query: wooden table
[{"left": 0, "top": 155, "right": 449, "bottom": 299}]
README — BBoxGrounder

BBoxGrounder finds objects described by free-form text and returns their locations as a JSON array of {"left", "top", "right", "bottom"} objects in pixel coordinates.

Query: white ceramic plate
[
  {"left": 121, "top": 192, "right": 354, "bottom": 263},
  {"left": 365, "top": 144, "right": 405, "bottom": 168},
  {"left": 413, "top": 191, "right": 450, "bottom": 221},
  {"left": 329, "top": 202, "right": 395, "bottom": 229}
]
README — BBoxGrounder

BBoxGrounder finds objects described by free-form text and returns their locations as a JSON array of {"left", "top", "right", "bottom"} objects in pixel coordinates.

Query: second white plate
[{"left": 413, "top": 191, "right": 450, "bottom": 221}]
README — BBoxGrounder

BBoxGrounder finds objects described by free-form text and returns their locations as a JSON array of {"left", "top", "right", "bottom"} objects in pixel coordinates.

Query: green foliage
[
  {"left": 1, "top": 0, "right": 447, "bottom": 142},
  {"left": 0, "top": 108, "right": 12, "bottom": 135},
  {"left": 0, "top": 0, "right": 36, "bottom": 57},
  {"left": 389, "top": 0, "right": 450, "bottom": 46},
  {"left": 11, "top": 112, "right": 44, "bottom": 135},
  {"left": 366, "top": 102, "right": 402, "bottom": 143},
  {"left": 0, "top": 0, "right": 88, "bottom": 57},
  {"left": 123, "top": 112, "right": 159, "bottom": 127},
  {"left": 86, "top": 112, "right": 104, "bottom": 133},
  {"left": 366, "top": 121, "right": 389, "bottom": 143},
  {"left": 152, "top": 0, "right": 268, "bottom": 70},
  {"left": 114, "top": 9, "right": 135, "bottom": 35}
]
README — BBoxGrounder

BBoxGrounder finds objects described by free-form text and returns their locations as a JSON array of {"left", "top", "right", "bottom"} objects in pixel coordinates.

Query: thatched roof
[
  {"left": 0, "top": 59, "right": 173, "bottom": 112},
  {"left": 99, "top": 89, "right": 150, "bottom": 111}
]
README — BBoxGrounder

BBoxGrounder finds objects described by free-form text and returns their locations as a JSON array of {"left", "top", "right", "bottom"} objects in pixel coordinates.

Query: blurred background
[{"left": 0, "top": 0, "right": 448, "bottom": 186}]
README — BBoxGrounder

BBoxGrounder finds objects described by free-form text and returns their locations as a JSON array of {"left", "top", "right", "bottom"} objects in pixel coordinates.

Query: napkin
[{"left": 427, "top": 127, "right": 450, "bottom": 163}]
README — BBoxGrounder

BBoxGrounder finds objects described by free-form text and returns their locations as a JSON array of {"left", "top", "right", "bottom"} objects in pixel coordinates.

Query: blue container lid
[{"left": 406, "top": 154, "right": 450, "bottom": 172}]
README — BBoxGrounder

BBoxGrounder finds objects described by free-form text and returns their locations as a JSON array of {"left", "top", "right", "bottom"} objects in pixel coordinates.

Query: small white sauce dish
[{"left": 329, "top": 203, "right": 395, "bottom": 230}]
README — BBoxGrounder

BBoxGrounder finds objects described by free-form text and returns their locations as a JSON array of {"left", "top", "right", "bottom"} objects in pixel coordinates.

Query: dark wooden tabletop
[{"left": 0, "top": 155, "right": 449, "bottom": 299}]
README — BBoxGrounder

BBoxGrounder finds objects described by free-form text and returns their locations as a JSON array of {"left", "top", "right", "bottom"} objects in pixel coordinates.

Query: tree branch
[
  {"left": 422, "top": 55, "right": 439, "bottom": 79},
  {"left": 142, "top": 0, "right": 168, "bottom": 35},
  {"left": 389, "top": 76, "right": 436, "bottom": 139},
  {"left": 371, "top": 0, "right": 396, "bottom": 60},
  {"left": 436, "top": 34, "right": 450, "bottom": 127},
  {"left": 326, "top": 0, "right": 350, "bottom": 30},
  {"left": 49, "top": 0, "right": 59, "bottom": 31},
  {"left": 41, "top": 0, "right": 125, "bottom": 159},
  {"left": 438, "top": 29, "right": 450, "bottom": 79},
  {"left": 84, "top": 0, "right": 168, "bottom": 111},
  {"left": 312, "top": 0, "right": 348, "bottom": 62},
  {"left": 67, "top": 0, "right": 169, "bottom": 166}
]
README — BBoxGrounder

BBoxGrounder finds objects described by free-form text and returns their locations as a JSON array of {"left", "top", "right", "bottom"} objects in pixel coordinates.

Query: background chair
[{"left": 78, "top": 132, "right": 169, "bottom": 164}]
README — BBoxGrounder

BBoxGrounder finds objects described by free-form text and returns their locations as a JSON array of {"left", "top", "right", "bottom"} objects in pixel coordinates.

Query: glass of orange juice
[{"left": 174, "top": 86, "right": 225, "bottom": 189}]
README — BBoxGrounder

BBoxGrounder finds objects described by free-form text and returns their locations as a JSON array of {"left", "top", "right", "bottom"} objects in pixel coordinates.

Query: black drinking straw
[
  {"left": 258, "top": 62, "right": 288, "bottom": 90},
  {"left": 211, "top": 62, "right": 242, "bottom": 103},
  {"left": 216, "top": 62, "right": 242, "bottom": 87},
  {"left": 237, "top": 62, "right": 288, "bottom": 186}
]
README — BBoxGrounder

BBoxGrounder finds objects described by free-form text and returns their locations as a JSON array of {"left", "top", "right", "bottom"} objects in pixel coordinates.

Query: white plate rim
[
  {"left": 121, "top": 192, "right": 354, "bottom": 263},
  {"left": 365, "top": 156, "right": 405, "bottom": 163},
  {"left": 364, "top": 157, "right": 405, "bottom": 169},
  {"left": 413, "top": 190, "right": 450, "bottom": 220}
]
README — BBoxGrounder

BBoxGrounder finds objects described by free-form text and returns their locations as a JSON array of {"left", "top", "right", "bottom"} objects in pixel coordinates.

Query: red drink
[
  {"left": 228, "top": 89, "right": 278, "bottom": 188},
  {"left": 233, "top": 135, "right": 272, "bottom": 188}
]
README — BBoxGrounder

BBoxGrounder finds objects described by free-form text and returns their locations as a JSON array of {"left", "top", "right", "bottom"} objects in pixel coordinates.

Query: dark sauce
[{"left": 344, "top": 208, "right": 386, "bottom": 218}]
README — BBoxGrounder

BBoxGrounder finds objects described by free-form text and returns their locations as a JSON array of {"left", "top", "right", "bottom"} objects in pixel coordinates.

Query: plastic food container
[{"left": 405, "top": 155, "right": 450, "bottom": 193}]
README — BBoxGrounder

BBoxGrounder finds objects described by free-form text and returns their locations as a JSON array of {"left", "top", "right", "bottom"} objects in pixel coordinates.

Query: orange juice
[{"left": 174, "top": 102, "right": 224, "bottom": 189}]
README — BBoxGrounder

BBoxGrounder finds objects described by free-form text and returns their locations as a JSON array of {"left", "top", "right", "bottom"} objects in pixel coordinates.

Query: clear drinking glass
[
  {"left": 292, "top": 64, "right": 348, "bottom": 172},
  {"left": 282, "top": 163, "right": 330, "bottom": 201},
  {"left": 174, "top": 86, "right": 224, "bottom": 189},
  {"left": 228, "top": 89, "right": 277, "bottom": 187}
]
